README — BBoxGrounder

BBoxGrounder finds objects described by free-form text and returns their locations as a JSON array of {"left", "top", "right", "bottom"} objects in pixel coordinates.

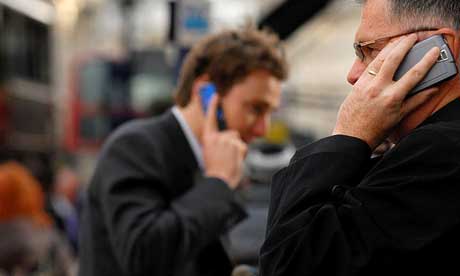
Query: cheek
[
  {"left": 240, "top": 109, "right": 254, "bottom": 125},
  {"left": 224, "top": 104, "right": 241, "bottom": 126},
  {"left": 226, "top": 106, "right": 254, "bottom": 129}
]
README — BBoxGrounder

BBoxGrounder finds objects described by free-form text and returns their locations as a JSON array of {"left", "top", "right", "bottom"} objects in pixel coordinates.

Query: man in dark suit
[
  {"left": 78, "top": 27, "right": 288, "bottom": 276},
  {"left": 260, "top": 0, "right": 460, "bottom": 275}
]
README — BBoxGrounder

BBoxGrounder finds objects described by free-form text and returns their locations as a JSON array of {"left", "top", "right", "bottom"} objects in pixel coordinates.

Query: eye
[
  {"left": 363, "top": 45, "right": 383, "bottom": 61},
  {"left": 370, "top": 48, "right": 381, "bottom": 58},
  {"left": 250, "top": 105, "right": 265, "bottom": 115}
]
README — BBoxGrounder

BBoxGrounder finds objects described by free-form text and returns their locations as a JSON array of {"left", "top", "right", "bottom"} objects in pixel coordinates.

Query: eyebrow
[
  {"left": 256, "top": 101, "right": 280, "bottom": 111},
  {"left": 247, "top": 100, "right": 275, "bottom": 110}
]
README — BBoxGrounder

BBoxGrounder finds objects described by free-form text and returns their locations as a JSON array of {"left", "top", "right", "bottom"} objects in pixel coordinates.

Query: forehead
[
  {"left": 226, "top": 70, "right": 281, "bottom": 106},
  {"left": 355, "top": 0, "right": 403, "bottom": 42}
]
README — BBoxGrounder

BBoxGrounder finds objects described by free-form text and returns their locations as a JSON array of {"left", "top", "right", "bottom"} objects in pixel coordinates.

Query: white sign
[{"left": 177, "top": 0, "right": 211, "bottom": 46}]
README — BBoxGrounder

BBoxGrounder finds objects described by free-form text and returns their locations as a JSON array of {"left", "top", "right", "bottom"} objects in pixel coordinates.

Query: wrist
[
  {"left": 205, "top": 171, "right": 235, "bottom": 189},
  {"left": 332, "top": 129, "right": 379, "bottom": 150}
]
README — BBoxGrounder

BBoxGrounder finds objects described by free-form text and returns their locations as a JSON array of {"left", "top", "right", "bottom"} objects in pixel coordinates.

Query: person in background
[
  {"left": 49, "top": 166, "right": 81, "bottom": 253},
  {"left": 79, "top": 25, "right": 288, "bottom": 276},
  {"left": 0, "top": 161, "right": 74, "bottom": 276}
]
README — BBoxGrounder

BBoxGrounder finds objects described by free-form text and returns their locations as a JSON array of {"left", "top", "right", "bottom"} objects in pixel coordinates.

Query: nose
[
  {"left": 252, "top": 114, "right": 270, "bottom": 138},
  {"left": 347, "top": 58, "right": 367, "bottom": 85}
]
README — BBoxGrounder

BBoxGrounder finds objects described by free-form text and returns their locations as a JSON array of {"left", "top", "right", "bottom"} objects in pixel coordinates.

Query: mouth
[{"left": 243, "top": 136, "right": 255, "bottom": 144}]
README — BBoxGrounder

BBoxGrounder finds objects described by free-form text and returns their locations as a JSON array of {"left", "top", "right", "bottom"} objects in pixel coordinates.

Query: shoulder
[
  {"left": 373, "top": 120, "right": 460, "bottom": 172},
  {"left": 92, "top": 112, "right": 180, "bottom": 178},
  {"left": 88, "top": 114, "right": 177, "bottom": 195},
  {"left": 101, "top": 112, "right": 176, "bottom": 154},
  {"left": 400, "top": 119, "right": 460, "bottom": 150}
]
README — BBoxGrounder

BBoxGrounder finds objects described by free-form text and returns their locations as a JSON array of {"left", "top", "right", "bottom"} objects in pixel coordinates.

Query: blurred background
[{"left": 0, "top": 0, "right": 361, "bottom": 274}]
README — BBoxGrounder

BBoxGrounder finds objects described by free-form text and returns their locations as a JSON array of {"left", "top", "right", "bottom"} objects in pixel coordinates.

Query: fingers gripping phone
[
  {"left": 200, "top": 83, "right": 227, "bottom": 130},
  {"left": 394, "top": 34, "right": 458, "bottom": 96}
]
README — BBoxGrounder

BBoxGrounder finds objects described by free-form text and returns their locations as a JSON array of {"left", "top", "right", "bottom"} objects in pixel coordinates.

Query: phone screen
[{"left": 200, "top": 83, "right": 227, "bottom": 130}]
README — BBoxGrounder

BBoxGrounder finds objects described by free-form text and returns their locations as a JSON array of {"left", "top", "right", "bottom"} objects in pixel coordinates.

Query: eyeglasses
[{"left": 353, "top": 27, "right": 438, "bottom": 62}]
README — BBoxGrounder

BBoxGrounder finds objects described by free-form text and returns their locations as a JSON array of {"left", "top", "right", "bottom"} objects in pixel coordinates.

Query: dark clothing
[
  {"left": 79, "top": 111, "right": 247, "bottom": 276},
  {"left": 260, "top": 99, "right": 460, "bottom": 276}
]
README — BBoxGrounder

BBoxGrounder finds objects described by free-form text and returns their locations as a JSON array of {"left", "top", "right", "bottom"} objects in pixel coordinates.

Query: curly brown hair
[{"left": 174, "top": 26, "right": 288, "bottom": 107}]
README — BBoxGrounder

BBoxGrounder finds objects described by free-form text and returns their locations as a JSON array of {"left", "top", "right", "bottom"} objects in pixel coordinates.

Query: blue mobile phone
[{"left": 200, "top": 83, "right": 227, "bottom": 130}]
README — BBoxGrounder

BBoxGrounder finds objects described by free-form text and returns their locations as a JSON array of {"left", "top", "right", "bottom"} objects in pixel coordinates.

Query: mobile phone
[
  {"left": 394, "top": 34, "right": 458, "bottom": 96},
  {"left": 200, "top": 83, "right": 227, "bottom": 130}
]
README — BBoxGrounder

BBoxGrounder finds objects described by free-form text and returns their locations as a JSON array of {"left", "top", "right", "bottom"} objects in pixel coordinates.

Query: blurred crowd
[{"left": 0, "top": 161, "right": 80, "bottom": 276}]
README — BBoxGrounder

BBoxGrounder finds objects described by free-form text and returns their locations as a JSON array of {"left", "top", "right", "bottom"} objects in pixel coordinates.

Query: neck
[
  {"left": 176, "top": 103, "right": 205, "bottom": 144},
  {"left": 392, "top": 79, "right": 460, "bottom": 142}
]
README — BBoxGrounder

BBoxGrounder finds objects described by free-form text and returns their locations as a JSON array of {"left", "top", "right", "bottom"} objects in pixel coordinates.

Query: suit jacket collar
[{"left": 159, "top": 110, "right": 200, "bottom": 173}]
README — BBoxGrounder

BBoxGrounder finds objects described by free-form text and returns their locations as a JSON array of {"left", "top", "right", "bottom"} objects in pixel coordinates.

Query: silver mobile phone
[{"left": 394, "top": 34, "right": 458, "bottom": 96}]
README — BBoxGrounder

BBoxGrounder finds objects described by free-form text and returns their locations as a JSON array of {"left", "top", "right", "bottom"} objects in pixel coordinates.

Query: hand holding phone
[
  {"left": 334, "top": 34, "right": 441, "bottom": 150},
  {"left": 394, "top": 34, "right": 457, "bottom": 96},
  {"left": 201, "top": 84, "right": 247, "bottom": 189},
  {"left": 200, "top": 83, "right": 227, "bottom": 130}
]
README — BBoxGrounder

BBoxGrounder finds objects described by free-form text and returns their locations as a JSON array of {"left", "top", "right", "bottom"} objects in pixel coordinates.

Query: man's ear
[
  {"left": 190, "top": 74, "right": 210, "bottom": 102},
  {"left": 438, "top": 28, "right": 460, "bottom": 61}
]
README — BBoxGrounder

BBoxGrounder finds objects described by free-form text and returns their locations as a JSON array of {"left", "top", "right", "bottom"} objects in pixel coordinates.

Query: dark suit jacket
[
  {"left": 79, "top": 110, "right": 247, "bottom": 276},
  {"left": 260, "top": 99, "right": 460, "bottom": 276}
]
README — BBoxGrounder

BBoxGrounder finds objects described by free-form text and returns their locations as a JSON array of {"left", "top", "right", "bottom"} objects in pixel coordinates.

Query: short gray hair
[{"left": 359, "top": 0, "right": 460, "bottom": 29}]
